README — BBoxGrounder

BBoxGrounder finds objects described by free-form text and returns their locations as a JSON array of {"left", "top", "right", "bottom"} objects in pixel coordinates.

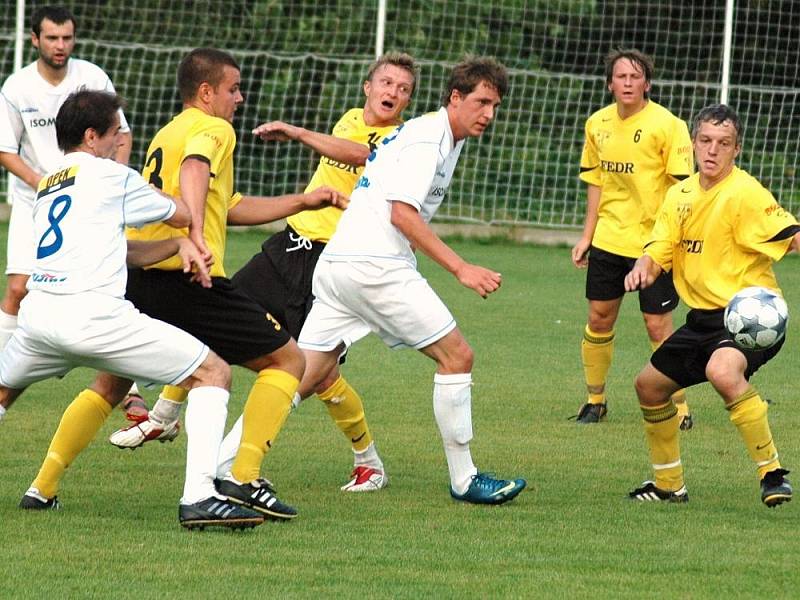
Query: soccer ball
[{"left": 724, "top": 286, "right": 789, "bottom": 350}]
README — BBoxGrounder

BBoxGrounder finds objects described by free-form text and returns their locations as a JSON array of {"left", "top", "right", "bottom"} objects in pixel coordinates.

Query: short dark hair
[
  {"left": 56, "top": 90, "right": 123, "bottom": 152},
  {"left": 604, "top": 48, "right": 654, "bottom": 99},
  {"left": 366, "top": 52, "right": 419, "bottom": 95},
  {"left": 691, "top": 104, "right": 743, "bottom": 145},
  {"left": 441, "top": 56, "right": 509, "bottom": 106},
  {"left": 177, "top": 48, "right": 240, "bottom": 103},
  {"left": 31, "top": 6, "right": 76, "bottom": 37}
]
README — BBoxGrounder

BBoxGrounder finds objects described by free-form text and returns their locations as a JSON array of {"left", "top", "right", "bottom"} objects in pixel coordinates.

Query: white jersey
[
  {"left": 0, "top": 58, "right": 130, "bottom": 205},
  {"left": 322, "top": 107, "right": 464, "bottom": 266},
  {"left": 28, "top": 151, "right": 175, "bottom": 298}
]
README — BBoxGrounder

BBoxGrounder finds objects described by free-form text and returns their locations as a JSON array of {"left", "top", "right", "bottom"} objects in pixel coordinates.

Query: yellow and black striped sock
[
  {"left": 727, "top": 386, "right": 780, "bottom": 480},
  {"left": 231, "top": 369, "right": 299, "bottom": 484},
  {"left": 318, "top": 375, "right": 373, "bottom": 453},
  {"left": 32, "top": 389, "right": 113, "bottom": 498},
  {"left": 582, "top": 325, "right": 614, "bottom": 404},
  {"left": 641, "top": 400, "right": 683, "bottom": 491}
]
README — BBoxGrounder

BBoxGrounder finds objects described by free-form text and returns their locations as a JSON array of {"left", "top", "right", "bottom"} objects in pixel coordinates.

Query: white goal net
[{"left": 1, "top": 1, "right": 798, "bottom": 229}]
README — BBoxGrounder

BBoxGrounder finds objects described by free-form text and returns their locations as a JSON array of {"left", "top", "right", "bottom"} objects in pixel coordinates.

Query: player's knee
[
  {"left": 704, "top": 359, "right": 739, "bottom": 393},
  {"left": 587, "top": 313, "right": 615, "bottom": 333},
  {"left": 199, "top": 351, "right": 231, "bottom": 389},
  {"left": 439, "top": 341, "right": 474, "bottom": 373},
  {"left": 634, "top": 370, "right": 661, "bottom": 405},
  {"left": 314, "top": 367, "right": 340, "bottom": 395},
  {"left": 270, "top": 339, "right": 306, "bottom": 381},
  {"left": 89, "top": 373, "right": 131, "bottom": 407},
  {"left": 643, "top": 313, "right": 672, "bottom": 342}
]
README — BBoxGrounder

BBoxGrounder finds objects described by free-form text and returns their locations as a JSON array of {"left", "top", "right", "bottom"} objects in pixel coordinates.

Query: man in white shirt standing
[
  {"left": 0, "top": 5, "right": 132, "bottom": 350},
  {"left": 296, "top": 57, "right": 526, "bottom": 505}
]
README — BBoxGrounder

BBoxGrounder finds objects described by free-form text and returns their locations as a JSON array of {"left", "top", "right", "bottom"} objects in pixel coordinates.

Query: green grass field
[{"left": 1, "top": 225, "right": 799, "bottom": 598}]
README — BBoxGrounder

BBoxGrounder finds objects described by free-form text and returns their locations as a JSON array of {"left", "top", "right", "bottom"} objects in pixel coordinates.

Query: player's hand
[
  {"left": 304, "top": 186, "right": 349, "bottom": 210},
  {"left": 188, "top": 229, "right": 213, "bottom": 265},
  {"left": 571, "top": 237, "right": 591, "bottom": 268},
  {"left": 252, "top": 121, "right": 301, "bottom": 142},
  {"left": 624, "top": 256, "right": 658, "bottom": 292},
  {"left": 454, "top": 263, "right": 502, "bottom": 298},
  {"left": 176, "top": 238, "right": 214, "bottom": 288}
]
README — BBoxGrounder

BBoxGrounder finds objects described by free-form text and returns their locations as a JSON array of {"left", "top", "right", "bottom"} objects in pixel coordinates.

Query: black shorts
[
  {"left": 586, "top": 246, "right": 678, "bottom": 314},
  {"left": 651, "top": 308, "right": 784, "bottom": 388},
  {"left": 125, "top": 268, "right": 291, "bottom": 366},
  {"left": 232, "top": 226, "right": 326, "bottom": 339}
]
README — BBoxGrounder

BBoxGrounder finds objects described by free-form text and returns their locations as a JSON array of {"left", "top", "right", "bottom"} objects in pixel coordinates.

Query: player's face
[
  {"left": 693, "top": 120, "right": 740, "bottom": 187},
  {"left": 363, "top": 64, "right": 414, "bottom": 126},
  {"left": 208, "top": 66, "right": 244, "bottom": 123},
  {"left": 32, "top": 19, "right": 75, "bottom": 70},
  {"left": 608, "top": 58, "right": 650, "bottom": 111},
  {"left": 92, "top": 113, "right": 124, "bottom": 159},
  {"left": 447, "top": 80, "right": 502, "bottom": 141}
]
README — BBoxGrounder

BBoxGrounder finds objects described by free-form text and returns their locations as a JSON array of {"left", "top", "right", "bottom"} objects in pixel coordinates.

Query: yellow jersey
[
  {"left": 645, "top": 166, "right": 799, "bottom": 310},
  {"left": 127, "top": 107, "right": 242, "bottom": 277},
  {"left": 580, "top": 100, "right": 693, "bottom": 258},
  {"left": 287, "top": 108, "right": 400, "bottom": 243}
]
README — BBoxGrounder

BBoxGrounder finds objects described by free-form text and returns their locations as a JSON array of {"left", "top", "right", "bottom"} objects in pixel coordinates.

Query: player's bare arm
[
  {"left": 227, "top": 186, "right": 347, "bottom": 226},
  {"left": 390, "top": 201, "right": 501, "bottom": 298},
  {"left": 571, "top": 183, "right": 601, "bottom": 268},
  {"left": 179, "top": 156, "right": 212, "bottom": 261},
  {"left": 253, "top": 121, "right": 370, "bottom": 166},
  {"left": 114, "top": 131, "right": 133, "bottom": 165},
  {"left": 161, "top": 191, "right": 192, "bottom": 229},
  {"left": 0, "top": 151, "right": 42, "bottom": 190},
  {"left": 788, "top": 231, "right": 800, "bottom": 254},
  {"left": 624, "top": 255, "right": 662, "bottom": 292},
  {"left": 126, "top": 238, "right": 213, "bottom": 287}
]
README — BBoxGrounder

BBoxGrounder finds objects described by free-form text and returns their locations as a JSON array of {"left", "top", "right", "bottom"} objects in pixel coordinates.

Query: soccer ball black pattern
[{"left": 724, "top": 286, "right": 789, "bottom": 350}]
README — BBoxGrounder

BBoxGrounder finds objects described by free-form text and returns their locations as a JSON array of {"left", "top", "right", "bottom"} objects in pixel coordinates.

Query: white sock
[
  {"left": 181, "top": 386, "right": 229, "bottom": 504},
  {"left": 216, "top": 414, "right": 243, "bottom": 478},
  {"left": 0, "top": 404, "right": 6, "bottom": 421},
  {"left": 128, "top": 382, "right": 141, "bottom": 396},
  {"left": 0, "top": 309, "right": 17, "bottom": 351},
  {"left": 353, "top": 441, "right": 383, "bottom": 470},
  {"left": 433, "top": 372, "right": 477, "bottom": 495},
  {"left": 150, "top": 396, "right": 183, "bottom": 426},
  {"left": 291, "top": 392, "right": 302, "bottom": 409}
]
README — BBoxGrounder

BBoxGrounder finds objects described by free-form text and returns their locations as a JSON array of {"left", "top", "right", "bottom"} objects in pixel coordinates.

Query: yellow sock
[
  {"left": 641, "top": 400, "right": 683, "bottom": 491},
  {"left": 650, "top": 339, "right": 689, "bottom": 415},
  {"left": 318, "top": 375, "right": 373, "bottom": 452},
  {"left": 231, "top": 369, "right": 299, "bottom": 483},
  {"left": 727, "top": 387, "right": 780, "bottom": 480},
  {"left": 32, "top": 389, "right": 113, "bottom": 498},
  {"left": 161, "top": 384, "right": 188, "bottom": 403},
  {"left": 582, "top": 325, "right": 614, "bottom": 404}
]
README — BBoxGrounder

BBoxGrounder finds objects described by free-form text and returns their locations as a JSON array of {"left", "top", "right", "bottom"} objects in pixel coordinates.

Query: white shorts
[
  {"left": 5, "top": 191, "right": 35, "bottom": 276},
  {"left": 0, "top": 290, "right": 209, "bottom": 389},
  {"left": 298, "top": 259, "right": 456, "bottom": 352}
]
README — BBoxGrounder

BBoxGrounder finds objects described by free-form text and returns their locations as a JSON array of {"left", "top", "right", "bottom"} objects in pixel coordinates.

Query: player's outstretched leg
[
  {"left": 109, "top": 385, "right": 186, "bottom": 448},
  {"left": 216, "top": 364, "right": 300, "bottom": 520},
  {"left": 120, "top": 382, "right": 149, "bottom": 422},
  {"left": 317, "top": 373, "right": 387, "bottom": 492},
  {"left": 20, "top": 388, "right": 115, "bottom": 510}
]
